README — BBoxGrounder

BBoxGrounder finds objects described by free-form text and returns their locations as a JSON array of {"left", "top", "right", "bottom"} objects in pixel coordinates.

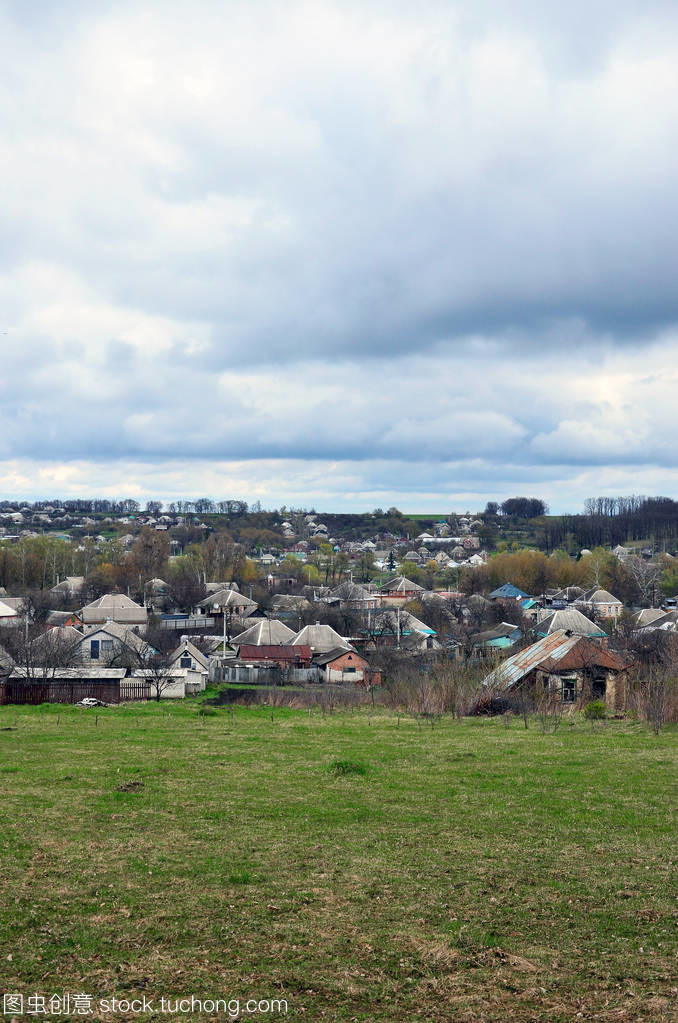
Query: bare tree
[
  {"left": 140, "top": 653, "right": 180, "bottom": 702},
  {"left": 624, "top": 555, "right": 662, "bottom": 606},
  {"left": 1, "top": 624, "right": 80, "bottom": 682}
]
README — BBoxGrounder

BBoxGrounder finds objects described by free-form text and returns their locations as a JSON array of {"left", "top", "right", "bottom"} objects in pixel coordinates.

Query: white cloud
[{"left": 1, "top": 1, "right": 678, "bottom": 509}]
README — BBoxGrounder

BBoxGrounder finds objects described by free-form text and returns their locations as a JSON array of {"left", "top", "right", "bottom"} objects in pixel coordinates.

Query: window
[
  {"left": 101, "top": 640, "right": 113, "bottom": 654},
  {"left": 562, "top": 677, "right": 577, "bottom": 703},
  {"left": 180, "top": 655, "right": 192, "bottom": 668},
  {"left": 90, "top": 640, "right": 99, "bottom": 660}
]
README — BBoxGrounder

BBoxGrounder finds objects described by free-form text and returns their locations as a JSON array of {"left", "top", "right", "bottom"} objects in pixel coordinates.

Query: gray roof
[
  {"left": 270, "top": 594, "right": 312, "bottom": 611},
  {"left": 291, "top": 624, "right": 351, "bottom": 653},
  {"left": 81, "top": 593, "right": 148, "bottom": 624},
  {"left": 198, "top": 588, "right": 257, "bottom": 610},
  {"left": 169, "top": 640, "right": 209, "bottom": 670},
  {"left": 633, "top": 608, "right": 666, "bottom": 627},
  {"left": 550, "top": 586, "right": 584, "bottom": 601},
  {"left": 637, "top": 609, "right": 678, "bottom": 632},
  {"left": 330, "top": 582, "right": 373, "bottom": 601},
  {"left": 380, "top": 575, "right": 424, "bottom": 594},
  {"left": 10, "top": 667, "right": 128, "bottom": 680},
  {"left": 577, "top": 588, "right": 622, "bottom": 606},
  {"left": 536, "top": 608, "right": 607, "bottom": 638},
  {"left": 230, "top": 619, "right": 296, "bottom": 646},
  {"left": 50, "top": 575, "right": 85, "bottom": 594},
  {"left": 0, "top": 644, "right": 14, "bottom": 670}
]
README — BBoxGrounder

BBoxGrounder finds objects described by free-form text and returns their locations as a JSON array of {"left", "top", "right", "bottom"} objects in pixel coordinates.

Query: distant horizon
[{"left": 3, "top": 491, "right": 678, "bottom": 519}]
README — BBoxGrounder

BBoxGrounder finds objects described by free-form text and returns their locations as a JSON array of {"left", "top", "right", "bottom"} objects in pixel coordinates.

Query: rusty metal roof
[
  {"left": 484, "top": 629, "right": 624, "bottom": 689},
  {"left": 237, "top": 644, "right": 311, "bottom": 662}
]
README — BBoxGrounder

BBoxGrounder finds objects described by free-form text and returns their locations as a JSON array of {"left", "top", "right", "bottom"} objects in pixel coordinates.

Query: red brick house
[{"left": 314, "top": 647, "right": 381, "bottom": 686}]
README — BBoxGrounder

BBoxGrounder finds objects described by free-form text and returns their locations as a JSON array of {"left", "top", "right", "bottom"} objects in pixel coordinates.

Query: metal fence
[
  {"left": 224, "top": 665, "right": 319, "bottom": 685},
  {"left": 159, "top": 616, "right": 217, "bottom": 631}
]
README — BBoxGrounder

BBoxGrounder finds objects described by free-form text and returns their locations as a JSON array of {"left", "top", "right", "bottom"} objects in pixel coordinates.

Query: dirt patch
[{"left": 116, "top": 780, "right": 145, "bottom": 793}]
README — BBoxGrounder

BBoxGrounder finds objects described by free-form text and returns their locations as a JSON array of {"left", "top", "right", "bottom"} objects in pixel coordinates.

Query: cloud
[{"left": 1, "top": 1, "right": 678, "bottom": 509}]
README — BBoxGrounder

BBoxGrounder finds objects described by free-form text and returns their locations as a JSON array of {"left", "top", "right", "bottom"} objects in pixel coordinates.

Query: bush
[
  {"left": 583, "top": 699, "right": 607, "bottom": 721},
  {"left": 330, "top": 759, "right": 368, "bottom": 777}
]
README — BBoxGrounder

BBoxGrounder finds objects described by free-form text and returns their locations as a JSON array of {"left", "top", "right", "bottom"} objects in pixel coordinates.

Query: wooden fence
[{"left": 0, "top": 680, "right": 123, "bottom": 705}]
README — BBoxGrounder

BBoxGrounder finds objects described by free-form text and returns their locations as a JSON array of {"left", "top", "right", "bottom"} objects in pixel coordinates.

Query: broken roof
[{"left": 485, "top": 629, "right": 626, "bottom": 690}]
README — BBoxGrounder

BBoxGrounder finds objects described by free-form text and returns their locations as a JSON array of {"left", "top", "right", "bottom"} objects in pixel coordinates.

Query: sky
[{"left": 1, "top": 0, "right": 678, "bottom": 513}]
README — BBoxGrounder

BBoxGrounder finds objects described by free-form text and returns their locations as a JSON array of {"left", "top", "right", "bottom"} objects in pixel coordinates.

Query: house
[
  {"left": 28, "top": 625, "right": 83, "bottom": 664},
  {"left": 169, "top": 639, "right": 210, "bottom": 673},
  {"left": 145, "top": 578, "right": 169, "bottom": 599},
  {"left": 534, "top": 608, "right": 607, "bottom": 639},
  {"left": 224, "top": 644, "right": 316, "bottom": 684},
  {"left": 0, "top": 643, "right": 14, "bottom": 676},
  {"left": 470, "top": 622, "right": 522, "bottom": 651},
  {"left": 360, "top": 608, "right": 436, "bottom": 649},
  {"left": 545, "top": 586, "right": 585, "bottom": 609},
  {"left": 236, "top": 644, "right": 312, "bottom": 669},
  {"left": 484, "top": 629, "right": 629, "bottom": 710},
  {"left": 46, "top": 610, "right": 83, "bottom": 628},
  {"left": 488, "top": 583, "right": 530, "bottom": 601},
  {"left": 0, "top": 598, "right": 18, "bottom": 621},
  {"left": 269, "top": 594, "right": 313, "bottom": 616},
  {"left": 379, "top": 576, "right": 425, "bottom": 601},
  {"left": 74, "top": 622, "right": 154, "bottom": 664},
  {"left": 399, "top": 631, "right": 441, "bottom": 653},
  {"left": 127, "top": 667, "right": 203, "bottom": 699},
  {"left": 49, "top": 576, "right": 85, "bottom": 599},
  {"left": 290, "top": 623, "right": 351, "bottom": 654},
  {"left": 4, "top": 667, "right": 128, "bottom": 705},
  {"left": 635, "top": 609, "right": 678, "bottom": 633},
  {"left": 197, "top": 588, "right": 258, "bottom": 618},
  {"left": 329, "top": 581, "right": 380, "bottom": 610},
  {"left": 205, "top": 581, "right": 238, "bottom": 594},
  {"left": 81, "top": 593, "right": 148, "bottom": 626},
  {"left": 314, "top": 647, "right": 379, "bottom": 685},
  {"left": 230, "top": 619, "right": 296, "bottom": 646},
  {"left": 633, "top": 608, "right": 667, "bottom": 628},
  {"left": 575, "top": 588, "right": 623, "bottom": 619}
]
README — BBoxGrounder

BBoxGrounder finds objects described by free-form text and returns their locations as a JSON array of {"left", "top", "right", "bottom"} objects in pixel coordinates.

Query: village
[{"left": 0, "top": 497, "right": 676, "bottom": 722}]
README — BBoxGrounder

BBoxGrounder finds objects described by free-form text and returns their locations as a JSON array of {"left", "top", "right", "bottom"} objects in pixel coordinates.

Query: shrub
[
  {"left": 330, "top": 759, "right": 368, "bottom": 777},
  {"left": 583, "top": 699, "right": 607, "bottom": 721}
]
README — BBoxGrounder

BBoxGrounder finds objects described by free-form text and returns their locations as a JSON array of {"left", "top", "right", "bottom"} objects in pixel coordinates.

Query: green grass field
[{"left": 0, "top": 701, "right": 676, "bottom": 1022}]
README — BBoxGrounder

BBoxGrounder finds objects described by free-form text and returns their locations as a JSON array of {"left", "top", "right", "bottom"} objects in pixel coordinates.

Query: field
[{"left": 0, "top": 700, "right": 676, "bottom": 1022}]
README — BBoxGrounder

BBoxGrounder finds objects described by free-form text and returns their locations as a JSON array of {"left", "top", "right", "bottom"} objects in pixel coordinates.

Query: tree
[
  {"left": 110, "top": 624, "right": 176, "bottom": 701},
  {"left": 624, "top": 555, "right": 662, "bottom": 606},
  {"left": 356, "top": 551, "right": 376, "bottom": 582},
  {"left": 167, "top": 560, "right": 207, "bottom": 610},
  {"left": 142, "top": 652, "right": 180, "bottom": 702},
  {"left": 1, "top": 622, "right": 80, "bottom": 682},
  {"left": 500, "top": 497, "right": 548, "bottom": 518},
  {"left": 194, "top": 498, "right": 215, "bottom": 515},
  {"left": 130, "top": 528, "right": 170, "bottom": 582}
]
